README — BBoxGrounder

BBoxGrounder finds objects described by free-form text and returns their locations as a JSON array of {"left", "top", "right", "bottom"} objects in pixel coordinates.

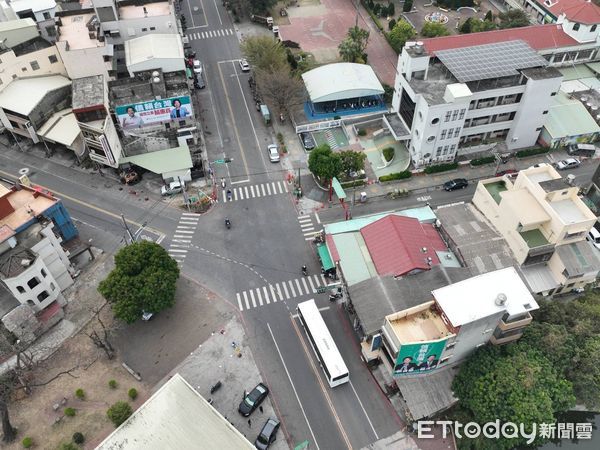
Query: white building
[
  {"left": 125, "top": 33, "right": 184, "bottom": 76},
  {"left": 8, "top": 0, "right": 58, "bottom": 42},
  {"left": 0, "top": 17, "right": 37, "bottom": 47}
]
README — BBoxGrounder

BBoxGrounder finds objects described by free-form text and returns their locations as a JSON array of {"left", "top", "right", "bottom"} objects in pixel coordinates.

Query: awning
[
  {"left": 317, "top": 243, "right": 335, "bottom": 271},
  {"left": 37, "top": 108, "right": 81, "bottom": 148},
  {"left": 331, "top": 177, "right": 346, "bottom": 200},
  {"left": 119, "top": 145, "right": 193, "bottom": 175}
]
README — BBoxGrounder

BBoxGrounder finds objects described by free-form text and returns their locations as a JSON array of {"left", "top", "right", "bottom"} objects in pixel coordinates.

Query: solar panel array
[{"left": 435, "top": 40, "right": 548, "bottom": 83}]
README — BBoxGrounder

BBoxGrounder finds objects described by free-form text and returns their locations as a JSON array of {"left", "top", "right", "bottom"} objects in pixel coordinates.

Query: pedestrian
[
  {"left": 259, "top": 406, "right": 263, "bottom": 413},
  {"left": 248, "top": 418, "right": 251, "bottom": 427}
]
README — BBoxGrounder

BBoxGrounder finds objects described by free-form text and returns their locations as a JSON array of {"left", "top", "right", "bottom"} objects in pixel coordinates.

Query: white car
[
  {"left": 193, "top": 59, "right": 203, "bottom": 74},
  {"left": 161, "top": 180, "right": 184, "bottom": 196},
  {"left": 555, "top": 158, "right": 580, "bottom": 170},
  {"left": 239, "top": 58, "right": 250, "bottom": 72},
  {"left": 267, "top": 144, "right": 280, "bottom": 163},
  {"left": 587, "top": 226, "right": 600, "bottom": 251}
]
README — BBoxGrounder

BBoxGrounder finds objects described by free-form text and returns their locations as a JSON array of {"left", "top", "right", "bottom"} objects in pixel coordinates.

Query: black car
[
  {"left": 254, "top": 417, "right": 280, "bottom": 450},
  {"left": 443, "top": 178, "right": 468, "bottom": 191},
  {"left": 238, "top": 382, "right": 269, "bottom": 417},
  {"left": 299, "top": 132, "right": 316, "bottom": 150}
]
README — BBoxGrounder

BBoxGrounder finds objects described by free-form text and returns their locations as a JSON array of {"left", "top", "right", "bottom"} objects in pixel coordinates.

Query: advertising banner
[
  {"left": 115, "top": 96, "right": 192, "bottom": 130},
  {"left": 393, "top": 339, "right": 448, "bottom": 376}
]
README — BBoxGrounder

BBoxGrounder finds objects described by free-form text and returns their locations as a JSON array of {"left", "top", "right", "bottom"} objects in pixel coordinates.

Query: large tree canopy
[
  {"left": 308, "top": 144, "right": 341, "bottom": 182},
  {"left": 338, "top": 26, "right": 370, "bottom": 63},
  {"left": 98, "top": 241, "right": 180, "bottom": 323},
  {"left": 388, "top": 20, "right": 416, "bottom": 53},
  {"left": 241, "top": 36, "right": 288, "bottom": 73}
]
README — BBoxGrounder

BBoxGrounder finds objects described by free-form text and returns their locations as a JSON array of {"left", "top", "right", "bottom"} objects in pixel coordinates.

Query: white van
[
  {"left": 567, "top": 143, "right": 596, "bottom": 157},
  {"left": 587, "top": 226, "right": 600, "bottom": 251}
]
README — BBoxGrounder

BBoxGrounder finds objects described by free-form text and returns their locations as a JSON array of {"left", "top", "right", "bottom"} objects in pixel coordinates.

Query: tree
[
  {"left": 387, "top": 2, "right": 395, "bottom": 16},
  {"left": 421, "top": 22, "right": 451, "bottom": 38},
  {"left": 98, "top": 241, "right": 180, "bottom": 324},
  {"left": 388, "top": 20, "right": 415, "bottom": 53},
  {"left": 388, "top": 18, "right": 396, "bottom": 31},
  {"left": 241, "top": 36, "right": 288, "bottom": 73},
  {"left": 403, "top": 0, "right": 413, "bottom": 12},
  {"left": 255, "top": 67, "right": 305, "bottom": 115},
  {"left": 308, "top": 145, "right": 341, "bottom": 182},
  {"left": 249, "top": 0, "right": 277, "bottom": 14},
  {"left": 107, "top": 401, "right": 133, "bottom": 427},
  {"left": 453, "top": 346, "right": 575, "bottom": 450},
  {"left": 459, "top": 17, "right": 473, "bottom": 34},
  {"left": 484, "top": 10, "right": 494, "bottom": 22},
  {"left": 460, "top": 17, "right": 497, "bottom": 34},
  {"left": 498, "top": 9, "right": 530, "bottom": 29},
  {"left": 339, "top": 151, "right": 366, "bottom": 176},
  {"left": 338, "top": 26, "right": 370, "bottom": 63},
  {"left": 87, "top": 301, "right": 115, "bottom": 359}
]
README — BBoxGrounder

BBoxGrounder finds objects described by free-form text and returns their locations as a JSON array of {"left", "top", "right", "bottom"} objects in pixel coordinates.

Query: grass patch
[
  {"left": 379, "top": 171, "right": 412, "bottom": 182},
  {"left": 515, "top": 147, "right": 549, "bottom": 158},
  {"left": 470, "top": 156, "right": 495, "bottom": 166},
  {"left": 424, "top": 163, "right": 459, "bottom": 174}
]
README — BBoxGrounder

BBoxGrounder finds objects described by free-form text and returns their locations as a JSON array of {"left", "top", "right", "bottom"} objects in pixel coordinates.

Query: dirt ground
[{"left": 5, "top": 311, "right": 148, "bottom": 450}]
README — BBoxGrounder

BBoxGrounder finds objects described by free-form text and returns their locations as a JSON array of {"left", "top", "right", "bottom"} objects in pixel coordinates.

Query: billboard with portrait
[
  {"left": 393, "top": 339, "right": 448, "bottom": 376},
  {"left": 115, "top": 96, "right": 193, "bottom": 130}
]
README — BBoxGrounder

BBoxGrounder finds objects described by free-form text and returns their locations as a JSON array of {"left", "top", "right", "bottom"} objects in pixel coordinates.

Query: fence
[{"left": 295, "top": 119, "right": 342, "bottom": 134}]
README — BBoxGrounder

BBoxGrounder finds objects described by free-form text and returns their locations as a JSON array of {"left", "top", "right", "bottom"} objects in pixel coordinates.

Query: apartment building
[
  {"left": 473, "top": 165, "right": 600, "bottom": 296},
  {"left": 518, "top": 0, "right": 600, "bottom": 28},
  {"left": 0, "top": 17, "right": 37, "bottom": 47},
  {"left": 8, "top": 0, "right": 58, "bottom": 42}
]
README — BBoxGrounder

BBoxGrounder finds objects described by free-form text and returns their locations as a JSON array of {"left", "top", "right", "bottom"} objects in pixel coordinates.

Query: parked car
[
  {"left": 238, "top": 382, "right": 269, "bottom": 417},
  {"left": 495, "top": 169, "right": 518, "bottom": 177},
  {"left": 161, "top": 180, "right": 184, "bottom": 196},
  {"left": 587, "top": 226, "right": 600, "bottom": 251},
  {"left": 443, "top": 178, "right": 468, "bottom": 191},
  {"left": 299, "top": 132, "right": 316, "bottom": 150},
  {"left": 254, "top": 417, "right": 280, "bottom": 450},
  {"left": 194, "top": 73, "right": 205, "bottom": 89},
  {"left": 567, "top": 143, "right": 596, "bottom": 157},
  {"left": 193, "top": 59, "right": 203, "bottom": 74},
  {"left": 555, "top": 158, "right": 580, "bottom": 170},
  {"left": 239, "top": 58, "right": 250, "bottom": 72},
  {"left": 267, "top": 144, "right": 280, "bottom": 163}
]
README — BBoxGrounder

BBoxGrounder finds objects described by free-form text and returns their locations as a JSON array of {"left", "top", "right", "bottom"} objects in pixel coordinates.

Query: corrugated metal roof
[
  {"left": 545, "top": 91, "right": 600, "bottom": 139},
  {"left": 360, "top": 215, "right": 447, "bottom": 277},
  {"left": 324, "top": 207, "right": 437, "bottom": 235},
  {"left": 302, "top": 63, "right": 384, "bottom": 103},
  {"left": 119, "top": 145, "right": 193, "bottom": 175},
  {"left": 556, "top": 240, "right": 600, "bottom": 277},
  {"left": 0, "top": 75, "right": 71, "bottom": 116},
  {"left": 125, "top": 33, "right": 184, "bottom": 67}
]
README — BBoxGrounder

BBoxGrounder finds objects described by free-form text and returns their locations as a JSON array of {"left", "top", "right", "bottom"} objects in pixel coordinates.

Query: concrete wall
[
  {"left": 0, "top": 19, "right": 38, "bottom": 47},
  {"left": 0, "top": 46, "right": 67, "bottom": 90}
]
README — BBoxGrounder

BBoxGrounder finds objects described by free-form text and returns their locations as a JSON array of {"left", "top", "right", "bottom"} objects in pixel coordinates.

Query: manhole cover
[{"left": 18, "top": 167, "right": 29, "bottom": 175}]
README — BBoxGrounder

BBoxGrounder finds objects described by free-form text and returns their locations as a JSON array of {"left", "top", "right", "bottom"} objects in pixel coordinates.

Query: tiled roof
[
  {"left": 421, "top": 24, "right": 579, "bottom": 55},
  {"left": 539, "top": 0, "right": 600, "bottom": 25},
  {"left": 360, "top": 215, "right": 447, "bottom": 277}
]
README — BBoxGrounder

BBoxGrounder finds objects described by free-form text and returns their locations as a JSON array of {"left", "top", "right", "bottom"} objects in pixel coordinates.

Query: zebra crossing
[
  {"left": 167, "top": 213, "right": 199, "bottom": 265},
  {"left": 222, "top": 180, "right": 288, "bottom": 202},
  {"left": 187, "top": 28, "right": 234, "bottom": 41},
  {"left": 298, "top": 214, "right": 321, "bottom": 240},
  {"left": 236, "top": 274, "right": 328, "bottom": 311}
]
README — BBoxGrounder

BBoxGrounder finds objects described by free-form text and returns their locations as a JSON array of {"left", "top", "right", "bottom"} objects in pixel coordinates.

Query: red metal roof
[
  {"left": 421, "top": 24, "right": 579, "bottom": 55},
  {"left": 360, "top": 215, "right": 447, "bottom": 277},
  {"left": 539, "top": 0, "right": 600, "bottom": 25}
]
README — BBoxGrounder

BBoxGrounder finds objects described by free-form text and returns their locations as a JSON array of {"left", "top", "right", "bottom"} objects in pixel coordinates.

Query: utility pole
[{"left": 120, "top": 214, "right": 134, "bottom": 245}]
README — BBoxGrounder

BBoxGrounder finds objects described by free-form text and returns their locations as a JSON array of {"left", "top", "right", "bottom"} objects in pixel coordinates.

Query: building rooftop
[
  {"left": 302, "top": 63, "right": 384, "bottom": 103},
  {"left": 521, "top": 66, "right": 563, "bottom": 81},
  {"left": 96, "top": 373, "right": 254, "bottom": 450},
  {"left": 58, "top": 12, "right": 103, "bottom": 50},
  {"left": 387, "top": 303, "right": 453, "bottom": 343},
  {"left": 125, "top": 33, "right": 184, "bottom": 68},
  {"left": 502, "top": 189, "right": 551, "bottom": 225},
  {"left": 109, "top": 69, "right": 188, "bottom": 108},
  {"left": 0, "top": 183, "right": 57, "bottom": 232},
  {"left": 348, "top": 266, "right": 472, "bottom": 336},
  {"left": 384, "top": 113, "right": 410, "bottom": 138},
  {"left": 8, "top": 36, "right": 52, "bottom": 57},
  {"left": 72, "top": 75, "right": 105, "bottom": 110},
  {"left": 539, "top": 177, "right": 572, "bottom": 193},
  {"left": 435, "top": 203, "right": 515, "bottom": 276},
  {"left": 360, "top": 215, "right": 448, "bottom": 277},
  {"left": 545, "top": 91, "right": 600, "bottom": 139},
  {"left": 10, "top": 0, "right": 56, "bottom": 13},
  {"left": 433, "top": 267, "right": 538, "bottom": 327},
  {"left": 0, "top": 17, "right": 35, "bottom": 32},
  {"left": 538, "top": 0, "right": 600, "bottom": 25},
  {"left": 550, "top": 198, "right": 590, "bottom": 223},
  {"left": 118, "top": 2, "right": 171, "bottom": 19},
  {"left": 556, "top": 240, "right": 600, "bottom": 277},
  {"left": 0, "top": 75, "right": 71, "bottom": 116},
  {"left": 420, "top": 24, "right": 578, "bottom": 55},
  {"left": 0, "top": 223, "right": 45, "bottom": 278}
]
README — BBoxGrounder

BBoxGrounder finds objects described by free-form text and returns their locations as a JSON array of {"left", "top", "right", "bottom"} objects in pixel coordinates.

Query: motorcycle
[
  {"left": 225, "top": 218, "right": 231, "bottom": 229},
  {"left": 302, "top": 265, "right": 308, "bottom": 276},
  {"left": 210, "top": 381, "right": 222, "bottom": 394}
]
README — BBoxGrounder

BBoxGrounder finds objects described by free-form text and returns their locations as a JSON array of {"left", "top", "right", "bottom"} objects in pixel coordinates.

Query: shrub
[
  {"left": 107, "top": 401, "right": 133, "bottom": 427},
  {"left": 379, "top": 171, "right": 412, "bottom": 182},
  {"left": 128, "top": 388, "right": 138, "bottom": 400},
  {"left": 334, "top": 115, "right": 341, "bottom": 120},
  {"left": 75, "top": 388, "right": 85, "bottom": 400},
  {"left": 388, "top": 18, "right": 396, "bottom": 31},
  {"left": 59, "top": 443, "right": 79, "bottom": 450},
  {"left": 72, "top": 432, "right": 85, "bottom": 444},
  {"left": 387, "top": 2, "right": 395, "bottom": 15},
  {"left": 403, "top": 0, "right": 413, "bottom": 12},
  {"left": 64, "top": 407, "right": 76, "bottom": 417},
  {"left": 372, "top": 3, "right": 381, "bottom": 15},
  {"left": 367, "top": 0, "right": 374, "bottom": 9},
  {"left": 424, "top": 162, "right": 459, "bottom": 174},
  {"left": 108, "top": 379, "right": 118, "bottom": 389},
  {"left": 383, "top": 147, "right": 395, "bottom": 162},
  {"left": 470, "top": 156, "right": 495, "bottom": 166},
  {"left": 357, "top": 129, "right": 367, "bottom": 136},
  {"left": 276, "top": 132, "right": 283, "bottom": 143},
  {"left": 515, "top": 147, "right": 549, "bottom": 158},
  {"left": 22, "top": 437, "right": 33, "bottom": 448}
]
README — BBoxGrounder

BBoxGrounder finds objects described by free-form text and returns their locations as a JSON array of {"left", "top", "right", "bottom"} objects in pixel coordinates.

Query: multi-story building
[
  {"left": 473, "top": 165, "right": 600, "bottom": 296},
  {"left": 8, "top": 0, "right": 58, "bottom": 42},
  {"left": 518, "top": 0, "right": 600, "bottom": 28},
  {"left": 0, "top": 17, "right": 37, "bottom": 47}
]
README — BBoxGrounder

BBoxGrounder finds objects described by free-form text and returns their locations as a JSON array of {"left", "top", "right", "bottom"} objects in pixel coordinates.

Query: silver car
[{"left": 267, "top": 144, "right": 280, "bottom": 163}]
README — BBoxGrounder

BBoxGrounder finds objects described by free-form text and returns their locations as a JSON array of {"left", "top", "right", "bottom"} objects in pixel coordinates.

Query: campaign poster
[
  {"left": 393, "top": 339, "right": 448, "bottom": 376},
  {"left": 115, "top": 96, "right": 192, "bottom": 130}
]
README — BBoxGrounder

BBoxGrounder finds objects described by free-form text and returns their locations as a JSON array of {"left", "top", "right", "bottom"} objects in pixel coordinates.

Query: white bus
[{"left": 297, "top": 299, "right": 349, "bottom": 387}]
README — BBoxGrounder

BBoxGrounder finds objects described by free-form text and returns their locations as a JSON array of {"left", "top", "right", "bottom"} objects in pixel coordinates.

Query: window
[
  {"left": 542, "top": 110, "right": 548, "bottom": 115},
  {"left": 592, "top": 25, "right": 597, "bottom": 32},
  {"left": 41, "top": 268, "right": 47, "bottom": 277},
  {"left": 418, "top": 111, "right": 423, "bottom": 121},
  {"left": 37, "top": 291, "right": 49, "bottom": 302},
  {"left": 142, "top": 27, "right": 148, "bottom": 32},
  {"left": 21, "top": 67, "right": 27, "bottom": 72},
  {"left": 179, "top": 120, "right": 186, "bottom": 126},
  {"left": 450, "top": 144, "right": 456, "bottom": 152},
  {"left": 43, "top": 12, "right": 51, "bottom": 19},
  {"left": 454, "top": 127, "right": 461, "bottom": 138},
  {"left": 452, "top": 110, "right": 459, "bottom": 121},
  {"left": 573, "top": 23, "right": 580, "bottom": 31},
  {"left": 436, "top": 146, "right": 442, "bottom": 156},
  {"left": 114, "top": 44, "right": 125, "bottom": 51},
  {"left": 46, "top": 26, "right": 56, "bottom": 37},
  {"left": 150, "top": 26, "right": 156, "bottom": 31},
  {"left": 50, "top": 283, "right": 56, "bottom": 291},
  {"left": 440, "top": 129, "right": 447, "bottom": 139},
  {"left": 27, "top": 277, "right": 40, "bottom": 289},
  {"left": 17, "top": 286, "right": 25, "bottom": 293},
  {"left": 443, "top": 145, "right": 449, "bottom": 155},
  {"left": 444, "top": 111, "right": 451, "bottom": 122},
  {"left": 551, "top": 92, "right": 557, "bottom": 96},
  {"left": 459, "top": 109, "right": 465, "bottom": 119},
  {"left": 427, "top": 135, "right": 435, "bottom": 143},
  {"left": 30, "top": 61, "right": 40, "bottom": 71},
  {"left": 431, "top": 118, "right": 440, "bottom": 125},
  {"left": 48, "top": 54, "right": 58, "bottom": 64}
]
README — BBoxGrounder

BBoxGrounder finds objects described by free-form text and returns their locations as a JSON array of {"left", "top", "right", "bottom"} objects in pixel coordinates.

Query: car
[
  {"left": 528, "top": 162, "right": 550, "bottom": 169},
  {"left": 299, "top": 132, "right": 315, "bottom": 150},
  {"left": 567, "top": 143, "right": 596, "bottom": 157},
  {"left": 443, "top": 178, "right": 468, "bottom": 191},
  {"left": 267, "top": 144, "right": 280, "bottom": 163},
  {"left": 161, "top": 180, "right": 184, "bottom": 196},
  {"left": 194, "top": 73, "right": 205, "bottom": 89},
  {"left": 193, "top": 59, "right": 203, "bottom": 74},
  {"left": 495, "top": 169, "right": 518, "bottom": 177},
  {"left": 555, "top": 158, "right": 581, "bottom": 170},
  {"left": 239, "top": 58, "right": 250, "bottom": 72},
  {"left": 238, "top": 382, "right": 269, "bottom": 417},
  {"left": 254, "top": 417, "right": 280, "bottom": 450},
  {"left": 587, "top": 226, "right": 600, "bottom": 251}
]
